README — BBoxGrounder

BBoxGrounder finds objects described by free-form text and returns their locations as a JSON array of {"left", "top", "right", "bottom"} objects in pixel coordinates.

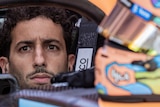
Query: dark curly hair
[{"left": 0, "top": 6, "right": 80, "bottom": 58}]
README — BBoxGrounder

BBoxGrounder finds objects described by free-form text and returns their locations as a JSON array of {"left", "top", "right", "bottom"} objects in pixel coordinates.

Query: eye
[
  {"left": 47, "top": 45, "right": 59, "bottom": 51},
  {"left": 19, "top": 46, "right": 31, "bottom": 52}
]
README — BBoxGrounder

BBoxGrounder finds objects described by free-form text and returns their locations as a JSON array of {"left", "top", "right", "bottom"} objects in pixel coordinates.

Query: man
[{"left": 0, "top": 6, "right": 79, "bottom": 89}]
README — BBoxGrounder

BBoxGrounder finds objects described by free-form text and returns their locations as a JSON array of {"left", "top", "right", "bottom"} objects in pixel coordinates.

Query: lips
[{"left": 30, "top": 73, "right": 53, "bottom": 84}]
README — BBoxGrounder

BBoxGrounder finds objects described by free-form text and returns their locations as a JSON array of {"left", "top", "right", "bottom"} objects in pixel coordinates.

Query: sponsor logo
[{"left": 131, "top": 4, "right": 152, "bottom": 21}]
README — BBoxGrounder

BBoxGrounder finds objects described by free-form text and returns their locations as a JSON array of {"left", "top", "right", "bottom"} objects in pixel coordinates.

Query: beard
[
  {"left": 10, "top": 66, "right": 56, "bottom": 89},
  {"left": 8, "top": 57, "right": 69, "bottom": 89}
]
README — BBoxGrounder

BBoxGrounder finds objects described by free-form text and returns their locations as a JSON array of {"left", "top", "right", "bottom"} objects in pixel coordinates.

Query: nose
[{"left": 33, "top": 46, "right": 46, "bottom": 67}]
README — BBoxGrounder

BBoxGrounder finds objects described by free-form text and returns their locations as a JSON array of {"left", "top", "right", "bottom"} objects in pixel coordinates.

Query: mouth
[{"left": 30, "top": 73, "right": 53, "bottom": 85}]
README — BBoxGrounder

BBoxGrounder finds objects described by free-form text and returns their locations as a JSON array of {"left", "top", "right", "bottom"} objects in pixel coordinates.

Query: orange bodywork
[
  {"left": 99, "top": 99, "right": 160, "bottom": 107},
  {"left": 88, "top": 0, "right": 117, "bottom": 15},
  {"left": 88, "top": 0, "right": 160, "bottom": 106},
  {"left": 89, "top": 0, "right": 160, "bottom": 16}
]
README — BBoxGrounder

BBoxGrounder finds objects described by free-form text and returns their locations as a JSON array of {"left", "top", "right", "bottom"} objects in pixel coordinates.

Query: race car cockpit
[{"left": 0, "top": 0, "right": 160, "bottom": 107}]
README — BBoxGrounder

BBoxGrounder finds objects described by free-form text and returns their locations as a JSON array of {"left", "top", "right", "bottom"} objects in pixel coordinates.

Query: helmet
[
  {"left": 94, "top": 0, "right": 160, "bottom": 106},
  {"left": 97, "top": 0, "right": 160, "bottom": 55}
]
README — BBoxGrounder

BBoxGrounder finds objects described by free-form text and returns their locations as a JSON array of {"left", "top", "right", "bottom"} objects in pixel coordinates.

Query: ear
[
  {"left": 68, "top": 54, "right": 75, "bottom": 71},
  {"left": 0, "top": 57, "right": 9, "bottom": 74}
]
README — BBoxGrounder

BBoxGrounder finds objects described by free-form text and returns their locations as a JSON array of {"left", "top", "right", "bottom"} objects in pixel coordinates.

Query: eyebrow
[
  {"left": 43, "top": 39, "right": 61, "bottom": 45},
  {"left": 16, "top": 41, "right": 33, "bottom": 47},
  {"left": 16, "top": 39, "right": 62, "bottom": 47}
]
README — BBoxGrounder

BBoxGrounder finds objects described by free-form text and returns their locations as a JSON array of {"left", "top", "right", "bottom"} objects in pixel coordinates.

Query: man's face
[{"left": 9, "top": 16, "right": 70, "bottom": 89}]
